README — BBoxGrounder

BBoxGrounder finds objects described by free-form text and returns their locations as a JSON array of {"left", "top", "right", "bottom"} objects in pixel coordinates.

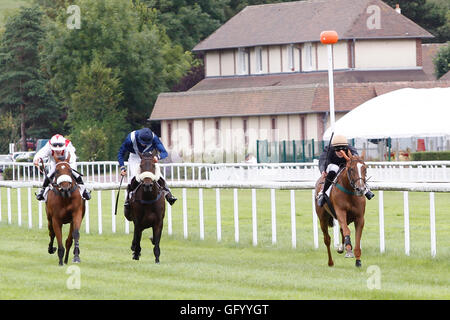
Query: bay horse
[
  {"left": 314, "top": 150, "right": 367, "bottom": 268},
  {"left": 45, "top": 154, "right": 85, "bottom": 266},
  {"left": 127, "top": 150, "right": 165, "bottom": 263}
]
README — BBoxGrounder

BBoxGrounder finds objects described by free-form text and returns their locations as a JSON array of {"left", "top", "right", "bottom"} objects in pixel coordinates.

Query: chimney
[{"left": 395, "top": 4, "right": 401, "bottom": 14}]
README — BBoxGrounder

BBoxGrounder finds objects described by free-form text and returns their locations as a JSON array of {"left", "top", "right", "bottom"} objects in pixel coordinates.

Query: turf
[{"left": 0, "top": 188, "right": 449, "bottom": 300}]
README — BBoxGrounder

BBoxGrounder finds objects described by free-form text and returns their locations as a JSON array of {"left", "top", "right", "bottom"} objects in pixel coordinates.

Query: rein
[{"left": 335, "top": 162, "right": 366, "bottom": 196}]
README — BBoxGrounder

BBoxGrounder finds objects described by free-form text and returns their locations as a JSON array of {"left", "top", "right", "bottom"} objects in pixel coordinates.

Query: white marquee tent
[{"left": 323, "top": 87, "right": 450, "bottom": 140}]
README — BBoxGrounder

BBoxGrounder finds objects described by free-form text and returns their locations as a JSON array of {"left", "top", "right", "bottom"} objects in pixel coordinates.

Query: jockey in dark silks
[
  {"left": 317, "top": 134, "right": 374, "bottom": 207},
  {"left": 118, "top": 128, "right": 177, "bottom": 216}
]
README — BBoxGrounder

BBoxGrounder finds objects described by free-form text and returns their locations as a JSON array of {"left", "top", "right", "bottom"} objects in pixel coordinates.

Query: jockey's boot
[
  {"left": 75, "top": 175, "right": 91, "bottom": 200},
  {"left": 317, "top": 171, "right": 336, "bottom": 207},
  {"left": 158, "top": 177, "right": 177, "bottom": 206},
  {"left": 365, "top": 189, "right": 375, "bottom": 200},
  {"left": 36, "top": 176, "right": 51, "bottom": 201}
]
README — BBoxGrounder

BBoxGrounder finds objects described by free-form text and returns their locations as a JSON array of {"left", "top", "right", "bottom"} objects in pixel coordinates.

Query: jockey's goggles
[
  {"left": 52, "top": 143, "right": 65, "bottom": 148},
  {"left": 334, "top": 146, "right": 348, "bottom": 151}
]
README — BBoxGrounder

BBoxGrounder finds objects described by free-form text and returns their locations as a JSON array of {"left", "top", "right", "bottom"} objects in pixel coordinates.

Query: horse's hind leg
[
  {"left": 64, "top": 223, "right": 74, "bottom": 264},
  {"left": 47, "top": 217, "right": 56, "bottom": 254},
  {"left": 319, "top": 217, "right": 334, "bottom": 267},
  {"left": 151, "top": 224, "right": 163, "bottom": 264}
]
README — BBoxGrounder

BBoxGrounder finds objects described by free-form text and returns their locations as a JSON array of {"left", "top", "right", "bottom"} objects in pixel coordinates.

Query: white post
[
  {"left": 167, "top": 200, "right": 172, "bottom": 236},
  {"left": 17, "top": 188, "right": 22, "bottom": 226},
  {"left": 271, "top": 189, "right": 276, "bottom": 245},
  {"left": 216, "top": 188, "right": 221, "bottom": 242},
  {"left": 233, "top": 188, "right": 239, "bottom": 243},
  {"left": 333, "top": 219, "right": 340, "bottom": 248},
  {"left": 85, "top": 199, "right": 90, "bottom": 234},
  {"left": 182, "top": 188, "right": 188, "bottom": 239},
  {"left": 0, "top": 188, "right": 2, "bottom": 222},
  {"left": 327, "top": 44, "right": 336, "bottom": 131},
  {"left": 27, "top": 188, "right": 32, "bottom": 229},
  {"left": 111, "top": 190, "right": 116, "bottom": 233},
  {"left": 429, "top": 192, "right": 436, "bottom": 257},
  {"left": 403, "top": 191, "right": 410, "bottom": 256},
  {"left": 290, "top": 190, "right": 297, "bottom": 249},
  {"left": 7, "top": 188, "right": 11, "bottom": 224},
  {"left": 124, "top": 190, "right": 129, "bottom": 234},
  {"left": 97, "top": 190, "right": 102, "bottom": 234},
  {"left": 252, "top": 188, "right": 257, "bottom": 246},
  {"left": 312, "top": 189, "right": 319, "bottom": 249},
  {"left": 38, "top": 200, "right": 42, "bottom": 229},
  {"left": 378, "top": 190, "right": 385, "bottom": 253},
  {"left": 199, "top": 188, "right": 204, "bottom": 240}
]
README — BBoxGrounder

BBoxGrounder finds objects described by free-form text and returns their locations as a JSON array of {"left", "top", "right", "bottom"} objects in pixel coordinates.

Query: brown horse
[
  {"left": 127, "top": 150, "right": 165, "bottom": 263},
  {"left": 45, "top": 154, "right": 85, "bottom": 266},
  {"left": 314, "top": 150, "right": 367, "bottom": 268}
]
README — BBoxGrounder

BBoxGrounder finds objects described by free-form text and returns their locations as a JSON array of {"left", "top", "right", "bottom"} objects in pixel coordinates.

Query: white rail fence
[
  {"left": 0, "top": 180, "right": 448, "bottom": 258},
  {"left": 2, "top": 160, "right": 450, "bottom": 183}
]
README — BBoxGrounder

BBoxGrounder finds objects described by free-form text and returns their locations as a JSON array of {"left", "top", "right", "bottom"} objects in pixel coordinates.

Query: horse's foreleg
[
  {"left": 64, "top": 223, "right": 74, "bottom": 264},
  {"left": 354, "top": 216, "right": 365, "bottom": 267},
  {"left": 337, "top": 228, "right": 345, "bottom": 254},
  {"left": 336, "top": 209, "right": 354, "bottom": 258},
  {"left": 72, "top": 211, "right": 83, "bottom": 263},
  {"left": 152, "top": 224, "right": 163, "bottom": 264},
  {"left": 52, "top": 219, "right": 64, "bottom": 266},
  {"left": 47, "top": 217, "right": 56, "bottom": 254},
  {"left": 132, "top": 226, "right": 143, "bottom": 260}
]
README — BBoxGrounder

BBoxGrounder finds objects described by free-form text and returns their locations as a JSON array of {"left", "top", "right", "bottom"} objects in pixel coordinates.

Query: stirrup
[
  {"left": 317, "top": 193, "right": 326, "bottom": 207},
  {"left": 166, "top": 194, "right": 177, "bottom": 206},
  {"left": 35, "top": 190, "right": 45, "bottom": 201},
  {"left": 83, "top": 190, "right": 91, "bottom": 200},
  {"left": 365, "top": 190, "right": 375, "bottom": 200}
]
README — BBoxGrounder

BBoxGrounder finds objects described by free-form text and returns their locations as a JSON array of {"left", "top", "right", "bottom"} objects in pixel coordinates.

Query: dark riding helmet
[
  {"left": 137, "top": 128, "right": 154, "bottom": 145},
  {"left": 331, "top": 134, "right": 348, "bottom": 151}
]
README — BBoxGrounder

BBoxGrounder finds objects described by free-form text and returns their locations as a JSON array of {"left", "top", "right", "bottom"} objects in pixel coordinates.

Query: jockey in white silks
[
  {"left": 117, "top": 128, "right": 177, "bottom": 214},
  {"left": 33, "top": 134, "right": 91, "bottom": 201}
]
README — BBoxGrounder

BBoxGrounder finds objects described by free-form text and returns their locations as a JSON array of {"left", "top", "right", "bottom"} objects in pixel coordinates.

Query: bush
[{"left": 410, "top": 151, "right": 450, "bottom": 161}]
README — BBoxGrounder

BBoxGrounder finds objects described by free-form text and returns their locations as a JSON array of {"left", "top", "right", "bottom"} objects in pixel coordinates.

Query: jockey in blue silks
[{"left": 118, "top": 128, "right": 177, "bottom": 214}]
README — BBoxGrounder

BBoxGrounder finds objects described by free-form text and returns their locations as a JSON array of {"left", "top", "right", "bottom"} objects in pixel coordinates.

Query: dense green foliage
[
  {"left": 433, "top": 42, "right": 450, "bottom": 78},
  {"left": 411, "top": 150, "right": 450, "bottom": 160}
]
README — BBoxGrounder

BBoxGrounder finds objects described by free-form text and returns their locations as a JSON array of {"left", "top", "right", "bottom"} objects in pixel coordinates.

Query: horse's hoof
[
  {"left": 73, "top": 256, "right": 81, "bottom": 263},
  {"left": 345, "top": 251, "right": 355, "bottom": 258},
  {"left": 355, "top": 259, "right": 362, "bottom": 268},
  {"left": 337, "top": 245, "right": 344, "bottom": 254},
  {"left": 48, "top": 247, "right": 56, "bottom": 254},
  {"left": 133, "top": 255, "right": 140, "bottom": 260},
  {"left": 58, "top": 261, "right": 64, "bottom": 266},
  {"left": 328, "top": 261, "right": 334, "bottom": 267}
]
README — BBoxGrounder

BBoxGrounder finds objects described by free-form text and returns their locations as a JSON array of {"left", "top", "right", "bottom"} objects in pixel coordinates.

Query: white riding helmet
[{"left": 50, "top": 134, "right": 67, "bottom": 151}]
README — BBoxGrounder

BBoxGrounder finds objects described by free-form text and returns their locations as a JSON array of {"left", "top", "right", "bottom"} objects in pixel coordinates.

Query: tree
[
  {"left": 383, "top": 0, "right": 449, "bottom": 43},
  {"left": 0, "top": 6, "right": 61, "bottom": 151},
  {"left": 40, "top": 0, "right": 192, "bottom": 129},
  {"left": 67, "top": 57, "right": 128, "bottom": 161},
  {"left": 433, "top": 42, "right": 450, "bottom": 78}
]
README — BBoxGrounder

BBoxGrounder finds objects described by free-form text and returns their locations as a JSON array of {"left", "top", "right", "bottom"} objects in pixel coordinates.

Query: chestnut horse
[
  {"left": 45, "top": 155, "right": 85, "bottom": 266},
  {"left": 314, "top": 150, "right": 367, "bottom": 267},
  {"left": 127, "top": 150, "right": 165, "bottom": 263}
]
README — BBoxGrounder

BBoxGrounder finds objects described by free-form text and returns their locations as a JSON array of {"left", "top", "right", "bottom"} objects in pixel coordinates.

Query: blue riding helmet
[{"left": 137, "top": 128, "right": 153, "bottom": 145}]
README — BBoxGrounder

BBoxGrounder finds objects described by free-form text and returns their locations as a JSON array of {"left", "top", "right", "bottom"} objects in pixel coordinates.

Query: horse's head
[
  {"left": 138, "top": 150, "right": 160, "bottom": 192},
  {"left": 341, "top": 149, "right": 367, "bottom": 196},
  {"left": 54, "top": 155, "right": 75, "bottom": 198}
]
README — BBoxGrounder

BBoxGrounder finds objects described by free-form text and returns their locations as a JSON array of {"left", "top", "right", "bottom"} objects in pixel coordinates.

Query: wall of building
[{"left": 355, "top": 39, "right": 417, "bottom": 69}]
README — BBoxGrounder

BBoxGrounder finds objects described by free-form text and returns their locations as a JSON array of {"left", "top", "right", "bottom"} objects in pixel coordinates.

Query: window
[
  {"left": 271, "top": 117, "right": 277, "bottom": 141},
  {"left": 255, "top": 47, "right": 263, "bottom": 73},
  {"left": 243, "top": 119, "right": 248, "bottom": 146},
  {"left": 215, "top": 119, "right": 220, "bottom": 147},
  {"left": 188, "top": 121, "right": 194, "bottom": 147},
  {"left": 288, "top": 44, "right": 295, "bottom": 71},
  {"left": 304, "top": 42, "right": 313, "bottom": 71},
  {"left": 167, "top": 121, "right": 172, "bottom": 147},
  {"left": 237, "top": 48, "right": 247, "bottom": 75}
]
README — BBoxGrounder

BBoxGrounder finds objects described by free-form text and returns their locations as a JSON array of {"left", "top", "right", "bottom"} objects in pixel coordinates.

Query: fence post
[
  {"left": 97, "top": 190, "right": 102, "bottom": 235},
  {"left": 27, "top": 188, "right": 32, "bottom": 229},
  {"left": 312, "top": 189, "right": 319, "bottom": 249},
  {"left": 290, "top": 190, "right": 296, "bottom": 249},
  {"left": 85, "top": 199, "right": 90, "bottom": 234},
  {"left": 403, "top": 191, "right": 410, "bottom": 256},
  {"left": 430, "top": 192, "right": 436, "bottom": 257},
  {"left": 17, "top": 188, "right": 22, "bottom": 226},
  {"left": 199, "top": 188, "right": 204, "bottom": 240},
  {"left": 233, "top": 188, "right": 239, "bottom": 243},
  {"left": 252, "top": 188, "right": 257, "bottom": 246},
  {"left": 7, "top": 188, "right": 11, "bottom": 224},
  {"left": 111, "top": 190, "right": 116, "bottom": 233},
  {"left": 271, "top": 189, "right": 276, "bottom": 245},
  {"left": 38, "top": 200, "right": 42, "bottom": 229},
  {"left": 182, "top": 188, "right": 188, "bottom": 239},
  {"left": 216, "top": 188, "right": 221, "bottom": 242},
  {"left": 378, "top": 190, "right": 385, "bottom": 253}
]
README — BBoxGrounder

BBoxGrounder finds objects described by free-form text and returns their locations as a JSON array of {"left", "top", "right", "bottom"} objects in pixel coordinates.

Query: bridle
[
  {"left": 51, "top": 161, "right": 78, "bottom": 198},
  {"left": 345, "top": 159, "right": 367, "bottom": 196}
]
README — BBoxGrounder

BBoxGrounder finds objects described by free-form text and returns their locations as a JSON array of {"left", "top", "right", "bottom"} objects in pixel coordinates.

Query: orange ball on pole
[{"left": 320, "top": 30, "right": 338, "bottom": 44}]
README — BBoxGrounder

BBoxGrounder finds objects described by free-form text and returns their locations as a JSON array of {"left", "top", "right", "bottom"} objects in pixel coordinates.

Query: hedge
[{"left": 410, "top": 151, "right": 450, "bottom": 161}]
